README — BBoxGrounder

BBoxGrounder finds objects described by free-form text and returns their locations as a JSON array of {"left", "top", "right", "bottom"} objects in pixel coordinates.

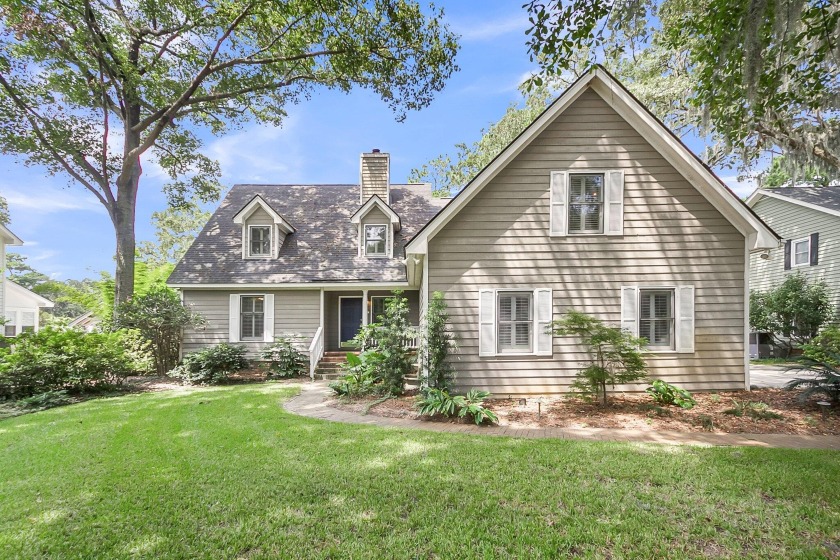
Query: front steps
[{"left": 312, "top": 350, "right": 420, "bottom": 382}]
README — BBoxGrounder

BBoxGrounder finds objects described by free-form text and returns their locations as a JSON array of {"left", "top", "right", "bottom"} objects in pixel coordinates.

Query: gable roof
[
  {"left": 232, "top": 195, "right": 296, "bottom": 233},
  {"left": 405, "top": 65, "right": 779, "bottom": 254},
  {"left": 0, "top": 224, "right": 23, "bottom": 246},
  {"left": 5, "top": 280, "right": 54, "bottom": 308},
  {"left": 746, "top": 187, "right": 840, "bottom": 218},
  {"left": 350, "top": 194, "right": 401, "bottom": 231},
  {"left": 168, "top": 183, "right": 447, "bottom": 286}
]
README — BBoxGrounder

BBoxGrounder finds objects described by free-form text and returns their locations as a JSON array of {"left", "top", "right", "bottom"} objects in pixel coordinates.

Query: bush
[
  {"left": 261, "top": 337, "right": 307, "bottom": 378},
  {"left": 785, "top": 355, "right": 840, "bottom": 404},
  {"left": 0, "top": 327, "right": 139, "bottom": 399},
  {"left": 416, "top": 388, "right": 498, "bottom": 425},
  {"left": 365, "top": 291, "right": 415, "bottom": 396},
  {"left": 645, "top": 380, "right": 697, "bottom": 409},
  {"left": 115, "top": 286, "right": 204, "bottom": 375},
  {"left": 802, "top": 326, "right": 840, "bottom": 367},
  {"left": 170, "top": 343, "right": 249, "bottom": 385},
  {"left": 421, "top": 291, "right": 456, "bottom": 391},
  {"left": 723, "top": 400, "right": 783, "bottom": 420},
  {"left": 15, "top": 390, "right": 74, "bottom": 411},
  {"left": 551, "top": 311, "right": 648, "bottom": 405},
  {"left": 329, "top": 351, "right": 385, "bottom": 397}
]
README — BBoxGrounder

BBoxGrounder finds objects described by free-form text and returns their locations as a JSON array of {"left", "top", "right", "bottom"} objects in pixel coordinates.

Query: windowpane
[
  {"left": 371, "top": 297, "right": 388, "bottom": 322},
  {"left": 250, "top": 226, "right": 271, "bottom": 256},
  {"left": 365, "top": 225, "right": 387, "bottom": 256},
  {"left": 639, "top": 290, "right": 673, "bottom": 348},
  {"left": 793, "top": 239, "right": 809, "bottom": 265},
  {"left": 568, "top": 174, "right": 604, "bottom": 233},
  {"left": 240, "top": 296, "right": 265, "bottom": 340},
  {"left": 4, "top": 325, "right": 15, "bottom": 337},
  {"left": 497, "top": 292, "right": 533, "bottom": 353}
]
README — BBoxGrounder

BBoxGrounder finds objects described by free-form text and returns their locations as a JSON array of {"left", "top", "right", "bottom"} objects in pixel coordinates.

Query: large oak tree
[{"left": 0, "top": 0, "right": 458, "bottom": 307}]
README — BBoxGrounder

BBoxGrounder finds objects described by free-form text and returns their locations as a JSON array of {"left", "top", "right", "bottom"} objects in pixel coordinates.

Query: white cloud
[
  {"left": 2, "top": 184, "right": 104, "bottom": 214},
  {"left": 453, "top": 13, "right": 529, "bottom": 42},
  {"left": 720, "top": 174, "right": 758, "bottom": 199}
]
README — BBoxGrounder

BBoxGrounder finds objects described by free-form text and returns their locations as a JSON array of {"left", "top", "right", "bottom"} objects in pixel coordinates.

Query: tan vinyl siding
[
  {"left": 749, "top": 197, "right": 840, "bottom": 315},
  {"left": 428, "top": 87, "right": 747, "bottom": 395},
  {"left": 182, "top": 289, "right": 320, "bottom": 356},
  {"left": 360, "top": 153, "right": 389, "bottom": 201}
]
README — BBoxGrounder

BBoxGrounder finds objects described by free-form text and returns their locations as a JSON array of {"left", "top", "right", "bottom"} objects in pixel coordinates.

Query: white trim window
[
  {"left": 792, "top": 237, "right": 810, "bottom": 267},
  {"left": 478, "top": 288, "right": 553, "bottom": 357},
  {"left": 364, "top": 224, "right": 388, "bottom": 257},
  {"left": 370, "top": 296, "right": 388, "bottom": 323},
  {"left": 639, "top": 290, "right": 674, "bottom": 349},
  {"left": 550, "top": 170, "right": 624, "bottom": 236},
  {"left": 497, "top": 292, "right": 533, "bottom": 353},
  {"left": 240, "top": 295, "right": 265, "bottom": 340},
  {"left": 622, "top": 285, "right": 694, "bottom": 353},
  {"left": 3, "top": 313, "right": 15, "bottom": 337},
  {"left": 248, "top": 225, "right": 272, "bottom": 257},
  {"left": 568, "top": 173, "right": 604, "bottom": 234}
]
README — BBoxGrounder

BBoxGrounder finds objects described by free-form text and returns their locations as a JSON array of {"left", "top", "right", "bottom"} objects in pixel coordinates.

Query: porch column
[{"left": 362, "top": 289, "right": 369, "bottom": 326}]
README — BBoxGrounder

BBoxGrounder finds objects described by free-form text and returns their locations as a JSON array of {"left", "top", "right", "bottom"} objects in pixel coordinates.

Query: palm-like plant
[{"left": 785, "top": 354, "right": 840, "bottom": 404}]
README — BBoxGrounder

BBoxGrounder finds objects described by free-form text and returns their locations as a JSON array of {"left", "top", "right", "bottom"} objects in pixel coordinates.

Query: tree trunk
[{"left": 112, "top": 154, "right": 142, "bottom": 312}]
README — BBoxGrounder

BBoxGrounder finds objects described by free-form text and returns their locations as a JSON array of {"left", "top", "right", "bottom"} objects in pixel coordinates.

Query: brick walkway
[{"left": 283, "top": 383, "right": 840, "bottom": 450}]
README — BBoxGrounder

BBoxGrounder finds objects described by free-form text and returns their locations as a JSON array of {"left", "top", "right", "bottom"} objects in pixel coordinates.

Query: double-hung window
[
  {"left": 639, "top": 290, "right": 674, "bottom": 349},
  {"left": 240, "top": 295, "right": 265, "bottom": 340},
  {"left": 792, "top": 237, "right": 810, "bottom": 267},
  {"left": 3, "top": 314, "right": 15, "bottom": 337},
  {"left": 364, "top": 224, "right": 387, "bottom": 257},
  {"left": 568, "top": 173, "right": 604, "bottom": 234},
  {"left": 249, "top": 226, "right": 271, "bottom": 257},
  {"left": 497, "top": 292, "right": 533, "bottom": 353},
  {"left": 370, "top": 296, "right": 388, "bottom": 323}
]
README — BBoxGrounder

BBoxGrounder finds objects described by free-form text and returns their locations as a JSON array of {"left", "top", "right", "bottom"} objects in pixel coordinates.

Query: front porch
[{"left": 323, "top": 290, "right": 420, "bottom": 351}]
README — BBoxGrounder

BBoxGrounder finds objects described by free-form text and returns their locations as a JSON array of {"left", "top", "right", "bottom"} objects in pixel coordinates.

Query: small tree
[
  {"left": 374, "top": 291, "right": 415, "bottom": 396},
  {"left": 115, "top": 286, "right": 204, "bottom": 375},
  {"left": 750, "top": 274, "right": 834, "bottom": 356},
  {"left": 551, "top": 311, "right": 648, "bottom": 405},
  {"left": 421, "top": 291, "right": 456, "bottom": 391}
]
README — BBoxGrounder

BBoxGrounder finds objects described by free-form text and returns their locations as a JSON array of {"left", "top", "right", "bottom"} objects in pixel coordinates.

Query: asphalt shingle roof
[
  {"left": 769, "top": 186, "right": 840, "bottom": 213},
  {"left": 168, "top": 184, "right": 448, "bottom": 285}
]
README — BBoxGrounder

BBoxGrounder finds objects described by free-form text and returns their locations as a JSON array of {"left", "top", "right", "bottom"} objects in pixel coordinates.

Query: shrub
[
  {"left": 750, "top": 274, "right": 834, "bottom": 356},
  {"left": 785, "top": 355, "right": 840, "bottom": 404},
  {"left": 0, "top": 327, "right": 139, "bottom": 399},
  {"left": 115, "top": 286, "right": 204, "bottom": 375},
  {"left": 646, "top": 380, "right": 697, "bottom": 409},
  {"left": 329, "top": 351, "right": 385, "bottom": 397},
  {"left": 802, "top": 327, "right": 840, "bottom": 367},
  {"left": 170, "top": 343, "right": 249, "bottom": 385},
  {"left": 723, "top": 400, "right": 783, "bottom": 420},
  {"left": 551, "top": 311, "right": 648, "bottom": 405},
  {"left": 416, "top": 388, "right": 498, "bottom": 425},
  {"left": 261, "top": 337, "right": 307, "bottom": 378},
  {"left": 15, "top": 390, "right": 74, "bottom": 411},
  {"left": 421, "top": 291, "right": 456, "bottom": 391}
]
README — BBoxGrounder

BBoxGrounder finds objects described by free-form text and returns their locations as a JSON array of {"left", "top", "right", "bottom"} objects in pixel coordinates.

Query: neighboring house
[
  {"left": 746, "top": 186, "right": 840, "bottom": 316},
  {"left": 4, "top": 280, "right": 53, "bottom": 336},
  {"left": 68, "top": 311, "right": 101, "bottom": 333},
  {"left": 0, "top": 223, "right": 23, "bottom": 334},
  {"left": 169, "top": 66, "right": 779, "bottom": 394}
]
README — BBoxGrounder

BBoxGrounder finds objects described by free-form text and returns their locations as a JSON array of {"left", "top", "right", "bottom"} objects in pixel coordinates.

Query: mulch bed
[{"left": 328, "top": 389, "right": 839, "bottom": 435}]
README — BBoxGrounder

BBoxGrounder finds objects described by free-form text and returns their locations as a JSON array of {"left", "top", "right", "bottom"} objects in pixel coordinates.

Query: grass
[{"left": 1, "top": 384, "right": 839, "bottom": 559}]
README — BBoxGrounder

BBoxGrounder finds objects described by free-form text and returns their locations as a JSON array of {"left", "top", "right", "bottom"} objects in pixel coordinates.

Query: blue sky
[{"left": 0, "top": 1, "right": 753, "bottom": 281}]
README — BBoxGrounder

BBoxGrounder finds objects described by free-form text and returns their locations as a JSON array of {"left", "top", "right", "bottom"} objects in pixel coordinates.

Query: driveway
[{"left": 750, "top": 364, "right": 800, "bottom": 389}]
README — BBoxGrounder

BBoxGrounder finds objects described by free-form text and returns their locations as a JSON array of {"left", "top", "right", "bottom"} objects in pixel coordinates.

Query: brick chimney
[{"left": 359, "top": 149, "right": 390, "bottom": 204}]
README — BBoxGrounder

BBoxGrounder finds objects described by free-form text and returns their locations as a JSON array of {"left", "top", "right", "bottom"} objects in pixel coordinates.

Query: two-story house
[
  {"left": 0, "top": 223, "right": 53, "bottom": 336},
  {"left": 168, "top": 67, "right": 779, "bottom": 394}
]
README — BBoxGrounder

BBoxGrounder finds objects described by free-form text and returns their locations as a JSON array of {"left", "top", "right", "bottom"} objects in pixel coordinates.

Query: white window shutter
[
  {"left": 605, "top": 170, "right": 624, "bottom": 236},
  {"left": 229, "top": 295, "right": 240, "bottom": 342},
  {"left": 676, "top": 285, "right": 695, "bottom": 353},
  {"left": 534, "top": 289, "right": 553, "bottom": 356},
  {"left": 478, "top": 289, "right": 496, "bottom": 357},
  {"left": 620, "top": 286, "right": 638, "bottom": 336},
  {"left": 263, "top": 293, "right": 275, "bottom": 342},
  {"left": 549, "top": 171, "right": 567, "bottom": 236}
]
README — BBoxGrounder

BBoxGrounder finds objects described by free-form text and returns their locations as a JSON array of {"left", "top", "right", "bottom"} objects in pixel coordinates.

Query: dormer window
[
  {"left": 249, "top": 225, "right": 272, "bottom": 257},
  {"left": 364, "top": 224, "right": 387, "bottom": 257}
]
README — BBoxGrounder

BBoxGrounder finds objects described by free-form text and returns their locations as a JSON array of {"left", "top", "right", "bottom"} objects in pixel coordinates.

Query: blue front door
[{"left": 339, "top": 297, "right": 363, "bottom": 345}]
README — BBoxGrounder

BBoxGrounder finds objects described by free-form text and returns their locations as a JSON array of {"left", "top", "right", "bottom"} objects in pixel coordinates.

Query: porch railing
[
  {"left": 308, "top": 326, "right": 324, "bottom": 380},
  {"left": 360, "top": 326, "right": 420, "bottom": 350}
]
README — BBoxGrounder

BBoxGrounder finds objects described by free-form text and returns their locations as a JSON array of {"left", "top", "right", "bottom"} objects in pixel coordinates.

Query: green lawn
[{"left": 1, "top": 385, "right": 838, "bottom": 559}]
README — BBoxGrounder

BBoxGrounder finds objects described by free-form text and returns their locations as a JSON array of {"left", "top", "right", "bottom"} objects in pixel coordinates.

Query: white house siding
[
  {"left": 749, "top": 197, "right": 840, "bottom": 315},
  {"left": 427, "top": 87, "right": 747, "bottom": 395},
  {"left": 0, "top": 242, "right": 5, "bottom": 319},
  {"left": 182, "top": 289, "right": 321, "bottom": 356}
]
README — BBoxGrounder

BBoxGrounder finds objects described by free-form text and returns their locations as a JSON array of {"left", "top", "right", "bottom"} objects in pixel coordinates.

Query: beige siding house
[
  {"left": 746, "top": 188, "right": 840, "bottom": 317},
  {"left": 169, "top": 67, "right": 779, "bottom": 393}
]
